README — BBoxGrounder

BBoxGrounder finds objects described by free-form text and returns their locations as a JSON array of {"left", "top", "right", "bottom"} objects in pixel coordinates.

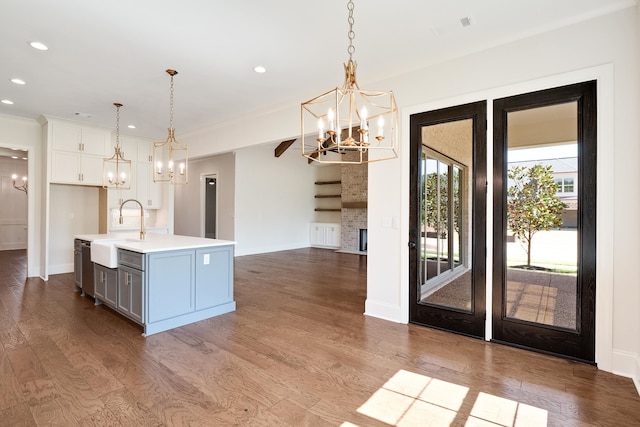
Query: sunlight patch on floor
[{"left": 347, "top": 369, "right": 548, "bottom": 427}]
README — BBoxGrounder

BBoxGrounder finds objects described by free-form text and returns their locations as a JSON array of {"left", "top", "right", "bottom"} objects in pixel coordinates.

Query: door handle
[{"left": 408, "top": 241, "right": 417, "bottom": 249}]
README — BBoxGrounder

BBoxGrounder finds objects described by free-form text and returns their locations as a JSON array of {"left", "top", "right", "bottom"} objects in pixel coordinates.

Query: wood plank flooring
[{"left": 1, "top": 248, "right": 639, "bottom": 426}]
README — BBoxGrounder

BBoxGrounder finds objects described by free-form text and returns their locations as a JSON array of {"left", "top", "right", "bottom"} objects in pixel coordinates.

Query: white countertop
[
  {"left": 75, "top": 232, "right": 140, "bottom": 242},
  {"left": 75, "top": 233, "right": 236, "bottom": 254}
]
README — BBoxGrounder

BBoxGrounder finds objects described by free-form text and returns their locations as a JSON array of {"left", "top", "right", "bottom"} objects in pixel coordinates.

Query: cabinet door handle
[{"left": 124, "top": 271, "right": 129, "bottom": 286}]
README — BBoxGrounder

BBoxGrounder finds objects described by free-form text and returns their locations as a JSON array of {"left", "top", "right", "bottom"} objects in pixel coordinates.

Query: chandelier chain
[
  {"left": 169, "top": 74, "right": 175, "bottom": 130},
  {"left": 347, "top": 0, "right": 355, "bottom": 61},
  {"left": 115, "top": 104, "right": 121, "bottom": 147}
]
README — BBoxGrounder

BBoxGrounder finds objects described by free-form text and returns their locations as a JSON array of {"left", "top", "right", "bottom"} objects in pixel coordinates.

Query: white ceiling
[{"left": 0, "top": 0, "right": 635, "bottom": 142}]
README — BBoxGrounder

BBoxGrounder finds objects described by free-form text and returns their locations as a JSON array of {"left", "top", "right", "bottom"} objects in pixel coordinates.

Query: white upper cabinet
[{"left": 49, "top": 120, "right": 111, "bottom": 185}]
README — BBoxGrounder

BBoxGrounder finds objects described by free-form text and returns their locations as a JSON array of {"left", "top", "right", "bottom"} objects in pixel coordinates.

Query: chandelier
[
  {"left": 301, "top": 0, "right": 398, "bottom": 164},
  {"left": 103, "top": 103, "right": 132, "bottom": 189},
  {"left": 11, "top": 174, "right": 27, "bottom": 194},
  {"left": 153, "top": 69, "right": 188, "bottom": 184}
]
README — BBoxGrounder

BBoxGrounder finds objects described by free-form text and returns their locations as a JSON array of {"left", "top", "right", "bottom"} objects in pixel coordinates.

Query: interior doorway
[
  {"left": 203, "top": 175, "right": 217, "bottom": 239},
  {"left": 0, "top": 147, "right": 28, "bottom": 279}
]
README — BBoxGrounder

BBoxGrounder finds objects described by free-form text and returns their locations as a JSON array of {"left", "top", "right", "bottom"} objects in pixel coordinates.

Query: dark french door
[
  {"left": 409, "top": 101, "right": 487, "bottom": 339},
  {"left": 492, "top": 81, "right": 597, "bottom": 362}
]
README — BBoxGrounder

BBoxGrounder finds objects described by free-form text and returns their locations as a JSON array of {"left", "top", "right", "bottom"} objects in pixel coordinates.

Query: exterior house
[
  {"left": 0, "top": 1, "right": 639, "bottom": 394},
  {"left": 508, "top": 157, "right": 578, "bottom": 228}
]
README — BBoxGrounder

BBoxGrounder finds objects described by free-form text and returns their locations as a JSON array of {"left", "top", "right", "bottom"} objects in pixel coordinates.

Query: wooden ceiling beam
[{"left": 274, "top": 139, "right": 296, "bottom": 158}]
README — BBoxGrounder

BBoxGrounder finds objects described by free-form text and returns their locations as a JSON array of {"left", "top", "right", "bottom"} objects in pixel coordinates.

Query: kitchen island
[{"left": 74, "top": 233, "right": 236, "bottom": 336}]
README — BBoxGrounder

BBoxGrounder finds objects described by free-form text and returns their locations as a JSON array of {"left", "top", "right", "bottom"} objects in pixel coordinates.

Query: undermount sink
[{"left": 91, "top": 240, "right": 132, "bottom": 268}]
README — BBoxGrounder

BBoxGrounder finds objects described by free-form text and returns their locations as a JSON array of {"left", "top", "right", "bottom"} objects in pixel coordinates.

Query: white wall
[
  {"left": 174, "top": 152, "right": 235, "bottom": 241},
  {"left": 234, "top": 142, "right": 316, "bottom": 256},
  {"left": 48, "top": 184, "right": 100, "bottom": 274},
  {"left": 0, "top": 114, "right": 42, "bottom": 277}
]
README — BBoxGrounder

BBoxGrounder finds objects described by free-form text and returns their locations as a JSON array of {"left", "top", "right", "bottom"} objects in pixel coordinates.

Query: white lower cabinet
[{"left": 310, "top": 223, "right": 341, "bottom": 249}]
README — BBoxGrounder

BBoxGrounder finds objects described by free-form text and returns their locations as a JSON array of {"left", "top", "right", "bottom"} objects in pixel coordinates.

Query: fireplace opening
[{"left": 359, "top": 229, "right": 368, "bottom": 253}]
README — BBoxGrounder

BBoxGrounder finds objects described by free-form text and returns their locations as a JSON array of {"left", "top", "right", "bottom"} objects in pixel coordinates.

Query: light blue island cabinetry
[{"left": 116, "top": 240, "right": 235, "bottom": 336}]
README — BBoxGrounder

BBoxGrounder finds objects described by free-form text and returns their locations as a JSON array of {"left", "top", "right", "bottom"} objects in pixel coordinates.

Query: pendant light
[
  {"left": 103, "top": 103, "right": 132, "bottom": 189},
  {"left": 301, "top": 0, "right": 398, "bottom": 164},
  {"left": 153, "top": 69, "right": 188, "bottom": 184}
]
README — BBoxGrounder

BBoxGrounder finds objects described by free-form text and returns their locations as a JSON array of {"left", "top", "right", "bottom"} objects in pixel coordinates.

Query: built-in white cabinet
[
  {"left": 136, "top": 162, "right": 162, "bottom": 208},
  {"left": 49, "top": 121, "right": 111, "bottom": 185},
  {"left": 310, "top": 222, "right": 341, "bottom": 249}
]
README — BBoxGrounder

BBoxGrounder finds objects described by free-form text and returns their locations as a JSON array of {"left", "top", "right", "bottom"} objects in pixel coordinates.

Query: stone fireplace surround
[{"left": 340, "top": 154, "right": 368, "bottom": 254}]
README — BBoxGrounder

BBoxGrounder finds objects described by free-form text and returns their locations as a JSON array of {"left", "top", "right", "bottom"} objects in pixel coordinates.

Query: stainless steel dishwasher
[{"left": 80, "top": 240, "right": 95, "bottom": 297}]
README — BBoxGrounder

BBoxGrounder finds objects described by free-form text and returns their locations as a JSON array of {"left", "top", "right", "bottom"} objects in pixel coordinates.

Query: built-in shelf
[
  {"left": 342, "top": 201, "right": 367, "bottom": 209},
  {"left": 314, "top": 180, "right": 342, "bottom": 213}
]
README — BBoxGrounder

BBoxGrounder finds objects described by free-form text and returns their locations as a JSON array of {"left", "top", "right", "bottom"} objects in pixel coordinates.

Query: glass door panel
[{"left": 505, "top": 117, "right": 578, "bottom": 330}]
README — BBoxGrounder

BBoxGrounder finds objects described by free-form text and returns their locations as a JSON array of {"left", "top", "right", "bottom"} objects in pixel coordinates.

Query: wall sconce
[{"left": 11, "top": 174, "right": 27, "bottom": 194}]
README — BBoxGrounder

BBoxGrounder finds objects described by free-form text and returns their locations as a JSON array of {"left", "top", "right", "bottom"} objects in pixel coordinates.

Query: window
[
  {"left": 555, "top": 177, "right": 574, "bottom": 193},
  {"left": 421, "top": 147, "right": 467, "bottom": 288}
]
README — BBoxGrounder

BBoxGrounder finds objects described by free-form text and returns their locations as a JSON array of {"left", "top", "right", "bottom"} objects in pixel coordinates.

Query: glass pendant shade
[{"left": 103, "top": 103, "right": 132, "bottom": 189}]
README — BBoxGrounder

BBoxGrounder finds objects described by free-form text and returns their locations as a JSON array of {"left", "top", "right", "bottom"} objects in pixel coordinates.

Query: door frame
[{"left": 400, "top": 65, "right": 614, "bottom": 370}]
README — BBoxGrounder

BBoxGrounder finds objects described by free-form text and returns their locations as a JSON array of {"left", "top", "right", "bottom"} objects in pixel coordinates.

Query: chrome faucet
[{"left": 119, "top": 199, "right": 146, "bottom": 240}]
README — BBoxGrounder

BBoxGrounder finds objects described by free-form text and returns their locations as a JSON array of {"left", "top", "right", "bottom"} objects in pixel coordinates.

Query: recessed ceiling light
[
  {"left": 1, "top": 99, "right": 14, "bottom": 105},
  {"left": 22, "top": 157, "right": 27, "bottom": 160},
  {"left": 11, "top": 78, "right": 26, "bottom": 85},
  {"left": 74, "top": 112, "right": 93, "bottom": 118},
  {"left": 11, "top": 156, "right": 18, "bottom": 159},
  {"left": 127, "top": 125, "right": 136, "bottom": 129},
  {"left": 254, "top": 65, "right": 267, "bottom": 74},
  {"left": 30, "top": 41, "right": 48, "bottom": 50}
]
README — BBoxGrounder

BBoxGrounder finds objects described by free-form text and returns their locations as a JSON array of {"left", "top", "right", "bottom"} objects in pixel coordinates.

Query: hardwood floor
[{"left": 0, "top": 248, "right": 639, "bottom": 426}]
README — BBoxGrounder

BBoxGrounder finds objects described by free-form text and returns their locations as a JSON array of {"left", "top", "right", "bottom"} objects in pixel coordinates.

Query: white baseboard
[
  {"left": 48, "top": 263, "right": 73, "bottom": 275},
  {"left": 0, "top": 243, "right": 27, "bottom": 250},
  {"left": 611, "top": 349, "right": 640, "bottom": 395},
  {"left": 234, "top": 242, "right": 310, "bottom": 257},
  {"left": 364, "top": 299, "right": 405, "bottom": 324}
]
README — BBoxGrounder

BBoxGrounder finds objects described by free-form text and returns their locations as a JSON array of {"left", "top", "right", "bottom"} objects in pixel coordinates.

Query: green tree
[
  {"left": 507, "top": 164, "right": 566, "bottom": 267},
  {"left": 424, "top": 171, "right": 448, "bottom": 238}
]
